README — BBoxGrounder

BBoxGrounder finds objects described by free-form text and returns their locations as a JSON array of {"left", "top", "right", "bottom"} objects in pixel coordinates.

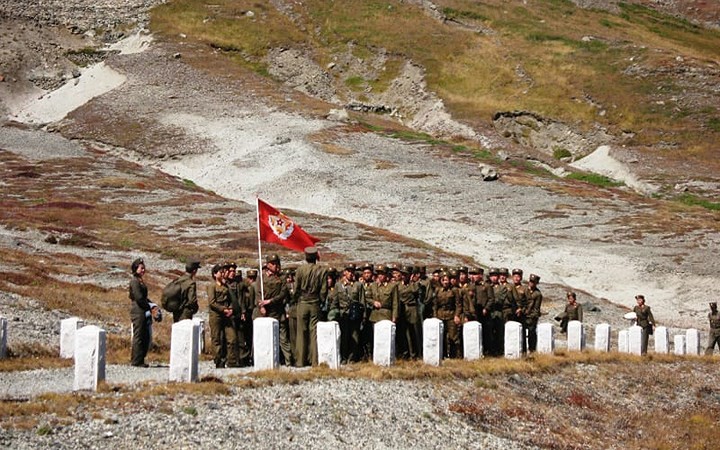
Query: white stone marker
[
  {"left": 628, "top": 325, "right": 644, "bottom": 356},
  {"left": 60, "top": 317, "right": 84, "bottom": 359},
  {"left": 674, "top": 335, "right": 686, "bottom": 356},
  {"left": 618, "top": 329, "right": 629, "bottom": 353},
  {"left": 504, "top": 321, "right": 523, "bottom": 359},
  {"left": 253, "top": 317, "right": 279, "bottom": 371},
  {"left": 594, "top": 324, "right": 611, "bottom": 352},
  {"left": 686, "top": 329, "right": 701, "bottom": 355},
  {"left": 192, "top": 318, "right": 205, "bottom": 355},
  {"left": 423, "top": 318, "right": 444, "bottom": 366},
  {"left": 537, "top": 323, "right": 554, "bottom": 354},
  {"left": 463, "top": 321, "right": 482, "bottom": 361},
  {"left": 654, "top": 326, "right": 670, "bottom": 354},
  {"left": 373, "top": 320, "right": 396, "bottom": 367},
  {"left": 0, "top": 317, "right": 7, "bottom": 359},
  {"left": 317, "top": 321, "right": 341, "bottom": 369},
  {"left": 73, "top": 325, "right": 106, "bottom": 391},
  {"left": 169, "top": 319, "right": 200, "bottom": 382},
  {"left": 567, "top": 320, "right": 585, "bottom": 352}
]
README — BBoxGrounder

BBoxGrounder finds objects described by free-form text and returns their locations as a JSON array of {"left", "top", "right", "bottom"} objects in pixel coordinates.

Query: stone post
[
  {"left": 504, "top": 321, "right": 523, "bottom": 359},
  {"left": 423, "top": 318, "right": 444, "bottom": 366},
  {"left": 373, "top": 320, "right": 396, "bottom": 367},
  {"left": 567, "top": 320, "right": 585, "bottom": 352},
  {"left": 60, "top": 317, "right": 84, "bottom": 359},
  {"left": 618, "top": 329, "right": 629, "bottom": 353},
  {"left": 73, "top": 325, "right": 106, "bottom": 391},
  {"left": 0, "top": 317, "right": 6, "bottom": 359},
  {"left": 462, "top": 321, "right": 482, "bottom": 361},
  {"left": 594, "top": 324, "right": 611, "bottom": 352},
  {"left": 536, "top": 323, "right": 554, "bottom": 354},
  {"left": 317, "top": 321, "right": 341, "bottom": 369},
  {"left": 192, "top": 318, "right": 205, "bottom": 355},
  {"left": 628, "top": 325, "right": 644, "bottom": 356},
  {"left": 686, "top": 329, "right": 701, "bottom": 355},
  {"left": 169, "top": 319, "right": 200, "bottom": 382},
  {"left": 674, "top": 335, "right": 686, "bottom": 356},
  {"left": 654, "top": 326, "right": 669, "bottom": 354},
  {"left": 253, "top": 317, "right": 279, "bottom": 371}
]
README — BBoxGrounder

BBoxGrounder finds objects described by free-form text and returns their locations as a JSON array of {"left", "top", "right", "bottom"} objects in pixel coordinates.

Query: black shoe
[{"left": 132, "top": 363, "right": 149, "bottom": 368}]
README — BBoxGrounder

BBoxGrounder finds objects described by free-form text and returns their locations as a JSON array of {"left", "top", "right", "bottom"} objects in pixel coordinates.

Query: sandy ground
[{"left": 2, "top": 32, "right": 719, "bottom": 328}]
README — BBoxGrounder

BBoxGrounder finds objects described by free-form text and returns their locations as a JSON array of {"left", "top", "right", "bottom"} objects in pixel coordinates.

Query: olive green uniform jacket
[{"left": 368, "top": 281, "right": 399, "bottom": 322}]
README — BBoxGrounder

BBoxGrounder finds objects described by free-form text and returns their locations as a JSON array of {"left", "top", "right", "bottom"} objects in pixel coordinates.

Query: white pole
[{"left": 256, "top": 196, "right": 265, "bottom": 302}]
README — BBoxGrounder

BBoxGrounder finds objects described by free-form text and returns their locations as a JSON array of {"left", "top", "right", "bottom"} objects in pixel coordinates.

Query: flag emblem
[{"left": 268, "top": 213, "right": 295, "bottom": 240}]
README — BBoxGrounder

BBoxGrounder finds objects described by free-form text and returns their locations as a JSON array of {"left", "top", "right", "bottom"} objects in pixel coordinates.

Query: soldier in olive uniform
[
  {"left": 358, "top": 262, "right": 376, "bottom": 359},
  {"left": 470, "top": 267, "right": 496, "bottom": 356},
  {"left": 433, "top": 273, "right": 463, "bottom": 358},
  {"left": 397, "top": 265, "right": 422, "bottom": 359},
  {"left": 633, "top": 294, "right": 655, "bottom": 355},
  {"left": 129, "top": 257, "right": 151, "bottom": 367},
  {"left": 524, "top": 274, "right": 542, "bottom": 352},
  {"left": 510, "top": 269, "right": 529, "bottom": 353},
  {"left": 226, "top": 263, "right": 245, "bottom": 367},
  {"left": 329, "top": 263, "right": 364, "bottom": 363},
  {"left": 208, "top": 264, "right": 237, "bottom": 368},
  {"left": 284, "top": 267, "right": 298, "bottom": 363},
  {"left": 258, "top": 254, "right": 293, "bottom": 366},
  {"left": 458, "top": 266, "right": 476, "bottom": 323},
  {"left": 705, "top": 302, "right": 720, "bottom": 355},
  {"left": 243, "top": 269, "right": 258, "bottom": 363},
  {"left": 558, "top": 291, "right": 583, "bottom": 334},
  {"left": 294, "top": 247, "right": 329, "bottom": 367},
  {"left": 497, "top": 268, "right": 517, "bottom": 323},
  {"left": 488, "top": 268, "right": 506, "bottom": 356},
  {"left": 368, "top": 265, "right": 399, "bottom": 324},
  {"left": 173, "top": 259, "right": 200, "bottom": 323}
]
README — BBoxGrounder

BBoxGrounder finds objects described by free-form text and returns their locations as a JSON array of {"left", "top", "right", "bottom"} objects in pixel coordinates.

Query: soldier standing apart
[
  {"left": 258, "top": 255, "right": 293, "bottom": 366},
  {"left": 208, "top": 264, "right": 237, "bottom": 368},
  {"left": 524, "top": 274, "right": 542, "bottom": 352},
  {"left": 173, "top": 259, "right": 200, "bottom": 322},
  {"left": 559, "top": 292, "right": 583, "bottom": 333},
  {"left": 633, "top": 294, "right": 655, "bottom": 355},
  {"left": 329, "top": 264, "right": 364, "bottom": 363},
  {"left": 294, "top": 247, "right": 329, "bottom": 367},
  {"left": 705, "top": 302, "right": 720, "bottom": 355},
  {"left": 433, "top": 273, "right": 463, "bottom": 358},
  {"left": 129, "top": 257, "right": 152, "bottom": 367}
]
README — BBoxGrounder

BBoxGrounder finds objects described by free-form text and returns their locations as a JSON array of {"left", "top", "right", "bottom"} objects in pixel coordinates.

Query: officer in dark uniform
[
  {"left": 329, "top": 263, "right": 364, "bottom": 363},
  {"left": 397, "top": 265, "right": 421, "bottom": 359}
]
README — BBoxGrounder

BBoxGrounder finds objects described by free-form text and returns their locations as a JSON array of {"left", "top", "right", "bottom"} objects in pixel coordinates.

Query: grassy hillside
[{"left": 150, "top": 0, "right": 720, "bottom": 155}]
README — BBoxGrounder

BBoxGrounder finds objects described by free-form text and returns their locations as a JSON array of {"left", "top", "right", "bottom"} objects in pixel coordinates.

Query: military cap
[
  {"left": 185, "top": 257, "right": 201, "bottom": 273},
  {"left": 387, "top": 263, "right": 400, "bottom": 272},
  {"left": 511, "top": 268, "right": 523, "bottom": 276},
  {"left": 286, "top": 266, "right": 297, "bottom": 275},
  {"left": 566, "top": 291, "right": 577, "bottom": 299},
  {"left": 375, "top": 264, "right": 388, "bottom": 274},
  {"left": 265, "top": 254, "right": 280, "bottom": 264},
  {"left": 449, "top": 269, "right": 458, "bottom": 278},
  {"left": 635, "top": 294, "right": 645, "bottom": 300},
  {"left": 431, "top": 268, "right": 441, "bottom": 275},
  {"left": 439, "top": 271, "right": 450, "bottom": 279},
  {"left": 711, "top": 302, "right": 717, "bottom": 307},
  {"left": 360, "top": 262, "right": 374, "bottom": 272},
  {"left": 304, "top": 246, "right": 318, "bottom": 255},
  {"left": 489, "top": 267, "right": 500, "bottom": 275},
  {"left": 499, "top": 268, "right": 510, "bottom": 276},
  {"left": 328, "top": 267, "right": 338, "bottom": 274},
  {"left": 211, "top": 264, "right": 223, "bottom": 275},
  {"left": 529, "top": 274, "right": 540, "bottom": 283},
  {"left": 468, "top": 267, "right": 483, "bottom": 275},
  {"left": 247, "top": 269, "right": 258, "bottom": 278},
  {"left": 225, "top": 261, "right": 237, "bottom": 269},
  {"left": 343, "top": 263, "right": 357, "bottom": 272},
  {"left": 130, "top": 257, "right": 144, "bottom": 273},
  {"left": 401, "top": 265, "right": 414, "bottom": 274},
  {"left": 457, "top": 266, "right": 468, "bottom": 274},
  {"left": 412, "top": 266, "right": 421, "bottom": 274}
]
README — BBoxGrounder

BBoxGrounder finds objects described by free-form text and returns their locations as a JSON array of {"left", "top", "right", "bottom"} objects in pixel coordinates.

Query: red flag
[{"left": 257, "top": 198, "right": 320, "bottom": 252}]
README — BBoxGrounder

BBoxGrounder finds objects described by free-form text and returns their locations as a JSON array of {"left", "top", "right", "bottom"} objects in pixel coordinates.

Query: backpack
[{"left": 161, "top": 277, "right": 184, "bottom": 313}]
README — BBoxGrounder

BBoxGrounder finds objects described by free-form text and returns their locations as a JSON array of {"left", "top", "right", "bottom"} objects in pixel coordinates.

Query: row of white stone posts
[{"left": 57, "top": 316, "right": 707, "bottom": 391}]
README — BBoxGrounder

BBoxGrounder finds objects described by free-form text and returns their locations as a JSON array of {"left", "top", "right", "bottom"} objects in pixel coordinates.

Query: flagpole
[{"left": 256, "top": 196, "right": 265, "bottom": 304}]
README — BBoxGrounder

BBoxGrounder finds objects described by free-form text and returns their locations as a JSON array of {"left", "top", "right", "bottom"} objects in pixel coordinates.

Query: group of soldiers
[{"left": 180, "top": 247, "right": 544, "bottom": 368}]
